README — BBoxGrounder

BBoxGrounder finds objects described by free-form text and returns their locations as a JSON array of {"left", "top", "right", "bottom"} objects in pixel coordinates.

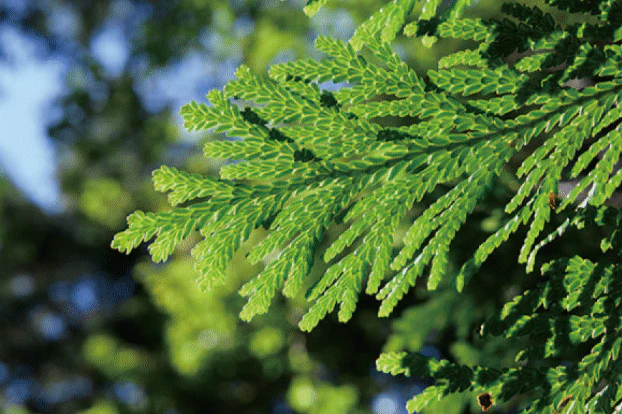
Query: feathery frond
[{"left": 113, "top": 1, "right": 622, "bottom": 411}]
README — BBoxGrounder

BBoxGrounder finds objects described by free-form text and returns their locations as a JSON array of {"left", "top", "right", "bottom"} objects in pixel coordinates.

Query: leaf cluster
[{"left": 112, "top": 0, "right": 622, "bottom": 411}]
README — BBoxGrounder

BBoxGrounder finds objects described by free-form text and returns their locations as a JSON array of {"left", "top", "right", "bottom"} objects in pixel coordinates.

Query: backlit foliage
[{"left": 113, "top": 0, "right": 622, "bottom": 412}]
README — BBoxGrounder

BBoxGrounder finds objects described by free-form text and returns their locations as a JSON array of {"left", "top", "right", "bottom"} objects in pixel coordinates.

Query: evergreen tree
[{"left": 114, "top": 0, "right": 622, "bottom": 412}]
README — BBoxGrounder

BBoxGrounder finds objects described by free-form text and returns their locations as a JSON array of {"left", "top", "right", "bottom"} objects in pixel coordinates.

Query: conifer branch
[{"left": 112, "top": 1, "right": 622, "bottom": 411}]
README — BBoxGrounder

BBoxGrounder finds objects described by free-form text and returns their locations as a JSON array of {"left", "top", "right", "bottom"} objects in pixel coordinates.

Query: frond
[
  {"left": 112, "top": 1, "right": 622, "bottom": 411},
  {"left": 114, "top": 0, "right": 622, "bottom": 337}
]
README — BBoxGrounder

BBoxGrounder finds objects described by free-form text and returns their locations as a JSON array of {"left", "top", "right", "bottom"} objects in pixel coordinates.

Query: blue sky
[
  {"left": 0, "top": 14, "right": 234, "bottom": 214},
  {"left": 0, "top": 17, "right": 197, "bottom": 214},
  {"left": 0, "top": 25, "right": 65, "bottom": 213}
]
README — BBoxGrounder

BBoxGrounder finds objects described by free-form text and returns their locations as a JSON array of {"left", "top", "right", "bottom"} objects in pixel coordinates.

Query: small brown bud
[{"left": 477, "top": 392, "right": 494, "bottom": 412}]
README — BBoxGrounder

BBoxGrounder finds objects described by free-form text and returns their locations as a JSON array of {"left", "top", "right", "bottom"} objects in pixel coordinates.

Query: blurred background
[{"left": 0, "top": 0, "right": 604, "bottom": 413}]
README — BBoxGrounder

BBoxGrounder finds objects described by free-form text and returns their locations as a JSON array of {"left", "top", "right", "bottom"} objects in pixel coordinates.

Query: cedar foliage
[{"left": 112, "top": 0, "right": 622, "bottom": 412}]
